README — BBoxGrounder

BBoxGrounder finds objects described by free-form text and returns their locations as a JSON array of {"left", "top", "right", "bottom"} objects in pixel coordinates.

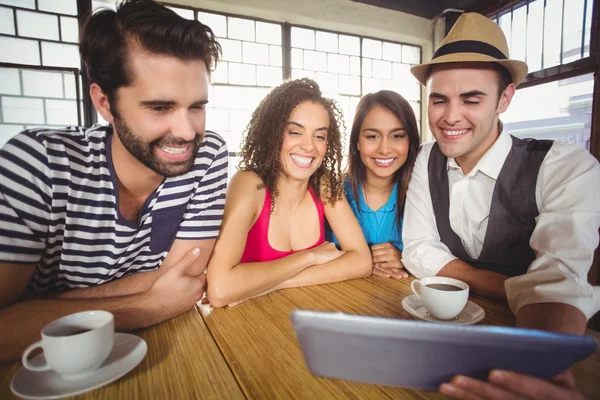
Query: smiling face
[
  {"left": 427, "top": 63, "right": 514, "bottom": 172},
  {"left": 279, "top": 101, "right": 330, "bottom": 182},
  {"left": 357, "top": 105, "right": 409, "bottom": 184},
  {"left": 104, "top": 44, "right": 209, "bottom": 177}
]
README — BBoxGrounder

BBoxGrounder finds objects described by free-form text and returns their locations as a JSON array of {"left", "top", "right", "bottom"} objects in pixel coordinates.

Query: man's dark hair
[
  {"left": 80, "top": 0, "right": 221, "bottom": 104},
  {"left": 490, "top": 63, "right": 512, "bottom": 98}
]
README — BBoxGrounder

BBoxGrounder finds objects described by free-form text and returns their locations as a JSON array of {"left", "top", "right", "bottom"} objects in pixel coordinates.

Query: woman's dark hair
[
  {"left": 239, "top": 78, "right": 345, "bottom": 210},
  {"left": 79, "top": 0, "right": 221, "bottom": 105},
  {"left": 347, "top": 90, "right": 420, "bottom": 228}
]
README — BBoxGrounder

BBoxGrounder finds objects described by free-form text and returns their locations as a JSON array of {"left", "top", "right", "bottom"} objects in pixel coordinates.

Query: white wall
[{"left": 168, "top": 0, "right": 433, "bottom": 135}]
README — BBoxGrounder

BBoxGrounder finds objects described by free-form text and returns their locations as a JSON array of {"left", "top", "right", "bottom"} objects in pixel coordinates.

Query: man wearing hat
[{"left": 402, "top": 12, "right": 599, "bottom": 398}]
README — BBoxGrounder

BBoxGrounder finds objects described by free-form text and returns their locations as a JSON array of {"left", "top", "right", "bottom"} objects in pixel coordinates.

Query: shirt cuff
[
  {"left": 402, "top": 245, "right": 457, "bottom": 278},
  {"left": 505, "top": 270, "right": 600, "bottom": 320}
]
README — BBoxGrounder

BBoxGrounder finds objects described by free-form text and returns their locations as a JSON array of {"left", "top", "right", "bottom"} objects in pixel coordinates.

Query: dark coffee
[
  {"left": 64, "top": 329, "right": 93, "bottom": 336},
  {"left": 426, "top": 284, "right": 463, "bottom": 292},
  {"left": 52, "top": 326, "right": 94, "bottom": 337}
]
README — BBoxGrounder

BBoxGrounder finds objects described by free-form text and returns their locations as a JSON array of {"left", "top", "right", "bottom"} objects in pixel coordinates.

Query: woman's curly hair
[{"left": 239, "top": 78, "right": 345, "bottom": 211}]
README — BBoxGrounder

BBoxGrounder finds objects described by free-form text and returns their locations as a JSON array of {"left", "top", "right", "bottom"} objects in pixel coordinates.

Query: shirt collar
[
  {"left": 446, "top": 128, "right": 512, "bottom": 180},
  {"left": 357, "top": 181, "right": 398, "bottom": 212}
]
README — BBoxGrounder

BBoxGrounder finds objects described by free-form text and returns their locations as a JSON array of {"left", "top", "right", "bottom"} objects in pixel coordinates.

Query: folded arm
[
  {"left": 53, "top": 238, "right": 215, "bottom": 299},
  {"left": 279, "top": 191, "right": 372, "bottom": 289},
  {"left": 206, "top": 172, "right": 320, "bottom": 307}
]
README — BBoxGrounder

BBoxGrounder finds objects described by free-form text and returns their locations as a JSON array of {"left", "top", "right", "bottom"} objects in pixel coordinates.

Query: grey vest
[{"left": 428, "top": 136, "right": 553, "bottom": 277}]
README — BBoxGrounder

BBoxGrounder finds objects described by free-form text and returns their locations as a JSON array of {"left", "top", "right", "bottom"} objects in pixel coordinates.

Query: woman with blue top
[{"left": 327, "top": 90, "right": 420, "bottom": 279}]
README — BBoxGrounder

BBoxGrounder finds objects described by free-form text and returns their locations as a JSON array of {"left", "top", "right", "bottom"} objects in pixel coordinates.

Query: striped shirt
[{"left": 0, "top": 124, "right": 228, "bottom": 293}]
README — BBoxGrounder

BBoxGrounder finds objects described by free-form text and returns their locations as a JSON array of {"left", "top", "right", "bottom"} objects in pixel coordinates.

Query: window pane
[
  {"left": 228, "top": 63, "right": 256, "bottom": 85},
  {"left": 401, "top": 45, "right": 420, "bottom": 64},
  {"left": 502, "top": 73, "right": 593, "bottom": 150},
  {"left": 382, "top": 42, "right": 402, "bottom": 62},
  {"left": 316, "top": 31, "right": 338, "bottom": 53},
  {"left": 584, "top": 0, "right": 593, "bottom": 57},
  {"left": 291, "top": 27, "right": 315, "bottom": 50},
  {"left": 303, "top": 50, "right": 327, "bottom": 72},
  {"left": 269, "top": 46, "right": 282, "bottom": 67},
  {"left": 339, "top": 75, "right": 360, "bottom": 96},
  {"left": 362, "top": 39, "right": 382, "bottom": 59},
  {"left": 211, "top": 62, "right": 228, "bottom": 84},
  {"left": 562, "top": 0, "right": 585, "bottom": 63},
  {"left": 363, "top": 77, "right": 382, "bottom": 94},
  {"left": 243, "top": 42, "right": 269, "bottom": 65},
  {"left": 256, "top": 66, "right": 282, "bottom": 87},
  {"left": 327, "top": 53, "right": 349, "bottom": 75},
  {"left": 198, "top": 11, "right": 227, "bottom": 38},
  {"left": 256, "top": 21, "right": 281, "bottom": 45},
  {"left": 291, "top": 69, "right": 315, "bottom": 80},
  {"left": 543, "top": 0, "right": 563, "bottom": 68},
  {"left": 510, "top": 7, "right": 526, "bottom": 64},
  {"left": 220, "top": 39, "right": 242, "bottom": 62},
  {"left": 526, "top": 0, "right": 544, "bottom": 72},
  {"left": 339, "top": 34, "right": 360, "bottom": 56},
  {"left": 372, "top": 60, "right": 392, "bottom": 79},
  {"left": 349, "top": 56, "right": 360, "bottom": 76},
  {"left": 291, "top": 48, "right": 303, "bottom": 69},
  {"left": 228, "top": 17, "right": 254, "bottom": 41},
  {"left": 362, "top": 58, "right": 372, "bottom": 78},
  {"left": 315, "top": 72, "right": 338, "bottom": 94}
]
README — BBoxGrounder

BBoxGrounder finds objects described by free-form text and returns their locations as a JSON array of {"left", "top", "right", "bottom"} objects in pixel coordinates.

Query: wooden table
[{"left": 1, "top": 276, "right": 599, "bottom": 399}]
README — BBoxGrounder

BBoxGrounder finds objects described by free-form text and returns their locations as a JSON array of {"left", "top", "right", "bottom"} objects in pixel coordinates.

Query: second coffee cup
[{"left": 411, "top": 277, "right": 469, "bottom": 320}]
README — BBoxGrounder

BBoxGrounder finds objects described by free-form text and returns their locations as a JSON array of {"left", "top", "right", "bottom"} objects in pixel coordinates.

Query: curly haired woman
[{"left": 206, "top": 78, "right": 372, "bottom": 307}]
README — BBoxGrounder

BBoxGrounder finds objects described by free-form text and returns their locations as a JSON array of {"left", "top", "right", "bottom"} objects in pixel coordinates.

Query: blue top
[{"left": 326, "top": 179, "right": 403, "bottom": 250}]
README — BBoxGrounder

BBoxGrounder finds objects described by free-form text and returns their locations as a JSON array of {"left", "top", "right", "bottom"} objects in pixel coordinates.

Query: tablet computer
[{"left": 291, "top": 310, "right": 597, "bottom": 391}]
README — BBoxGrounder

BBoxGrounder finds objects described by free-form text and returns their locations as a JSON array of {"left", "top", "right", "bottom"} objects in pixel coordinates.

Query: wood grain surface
[
  {"left": 0, "top": 307, "right": 244, "bottom": 400},
  {"left": 199, "top": 276, "right": 600, "bottom": 400},
  {"left": 1, "top": 276, "right": 599, "bottom": 399}
]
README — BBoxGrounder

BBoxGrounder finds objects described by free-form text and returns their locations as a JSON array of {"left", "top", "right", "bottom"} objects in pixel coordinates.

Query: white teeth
[
  {"left": 443, "top": 129, "right": 468, "bottom": 136},
  {"left": 291, "top": 154, "right": 313, "bottom": 165},
  {"left": 374, "top": 158, "right": 395, "bottom": 165},
  {"left": 161, "top": 146, "right": 187, "bottom": 154}
]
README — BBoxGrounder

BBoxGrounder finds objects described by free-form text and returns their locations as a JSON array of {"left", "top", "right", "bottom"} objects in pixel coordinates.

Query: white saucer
[
  {"left": 11, "top": 333, "right": 147, "bottom": 400},
  {"left": 402, "top": 294, "right": 485, "bottom": 325}
]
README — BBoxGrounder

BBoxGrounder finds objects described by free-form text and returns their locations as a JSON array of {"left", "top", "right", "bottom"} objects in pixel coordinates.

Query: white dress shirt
[{"left": 402, "top": 129, "right": 600, "bottom": 319}]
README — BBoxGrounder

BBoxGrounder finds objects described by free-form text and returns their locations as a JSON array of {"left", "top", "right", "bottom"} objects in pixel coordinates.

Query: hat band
[{"left": 433, "top": 40, "right": 507, "bottom": 60}]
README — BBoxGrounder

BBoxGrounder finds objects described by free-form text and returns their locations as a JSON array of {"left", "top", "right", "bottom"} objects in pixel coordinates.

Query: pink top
[{"left": 240, "top": 187, "right": 325, "bottom": 263}]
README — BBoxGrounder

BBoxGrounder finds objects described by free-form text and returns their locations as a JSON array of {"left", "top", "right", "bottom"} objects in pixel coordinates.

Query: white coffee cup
[
  {"left": 411, "top": 277, "right": 469, "bottom": 320},
  {"left": 22, "top": 310, "right": 114, "bottom": 380}
]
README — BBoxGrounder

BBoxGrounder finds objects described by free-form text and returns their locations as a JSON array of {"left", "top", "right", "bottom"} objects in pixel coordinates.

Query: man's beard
[{"left": 112, "top": 115, "right": 203, "bottom": 177}]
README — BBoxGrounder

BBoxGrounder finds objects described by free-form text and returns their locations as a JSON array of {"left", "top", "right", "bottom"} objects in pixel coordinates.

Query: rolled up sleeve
[
  {"left": 505, "top": 142, "right": 600, "bottom": 320},
  {"left": 402, "top": 142, "right": 458, "bottom": 278}
]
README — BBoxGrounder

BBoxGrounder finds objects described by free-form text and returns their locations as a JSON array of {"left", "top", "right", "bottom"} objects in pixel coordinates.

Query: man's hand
[
  {"left": 370, "top": 242, "right": 408, "bottom": 279},
  {"left": 145, "top": 247, "right": 206, "bottom": 318},
  {"left": 440, "top": 369, "right": 584, "bottom": 400}
]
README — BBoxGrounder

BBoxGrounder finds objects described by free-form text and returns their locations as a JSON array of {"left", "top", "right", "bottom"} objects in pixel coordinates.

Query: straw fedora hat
[{"left": 411, "top": 12, "right": 528, "bottom": 87}]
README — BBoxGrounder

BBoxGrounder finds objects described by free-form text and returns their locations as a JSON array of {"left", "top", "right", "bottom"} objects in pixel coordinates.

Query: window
[
  {"left": 494, "top": 0, "right": 595, "bottom": 72},
  {"left": 0, "top": 1, "right": 425, "bottom": 177},
  {"left": 502, "top": 73, "right": 593, "bottom": 149},
  {"left": 490, "top": 0, "right": 596, "bottom": 151},
  {"left": 199, "top": 11, "right": 283, "bottom": 178},
  {"left": 291, "top": 26, "right": 422, "bottom": 152},
  {"left": 0, "top": 0, "right": 81, "bottom": 147}
]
